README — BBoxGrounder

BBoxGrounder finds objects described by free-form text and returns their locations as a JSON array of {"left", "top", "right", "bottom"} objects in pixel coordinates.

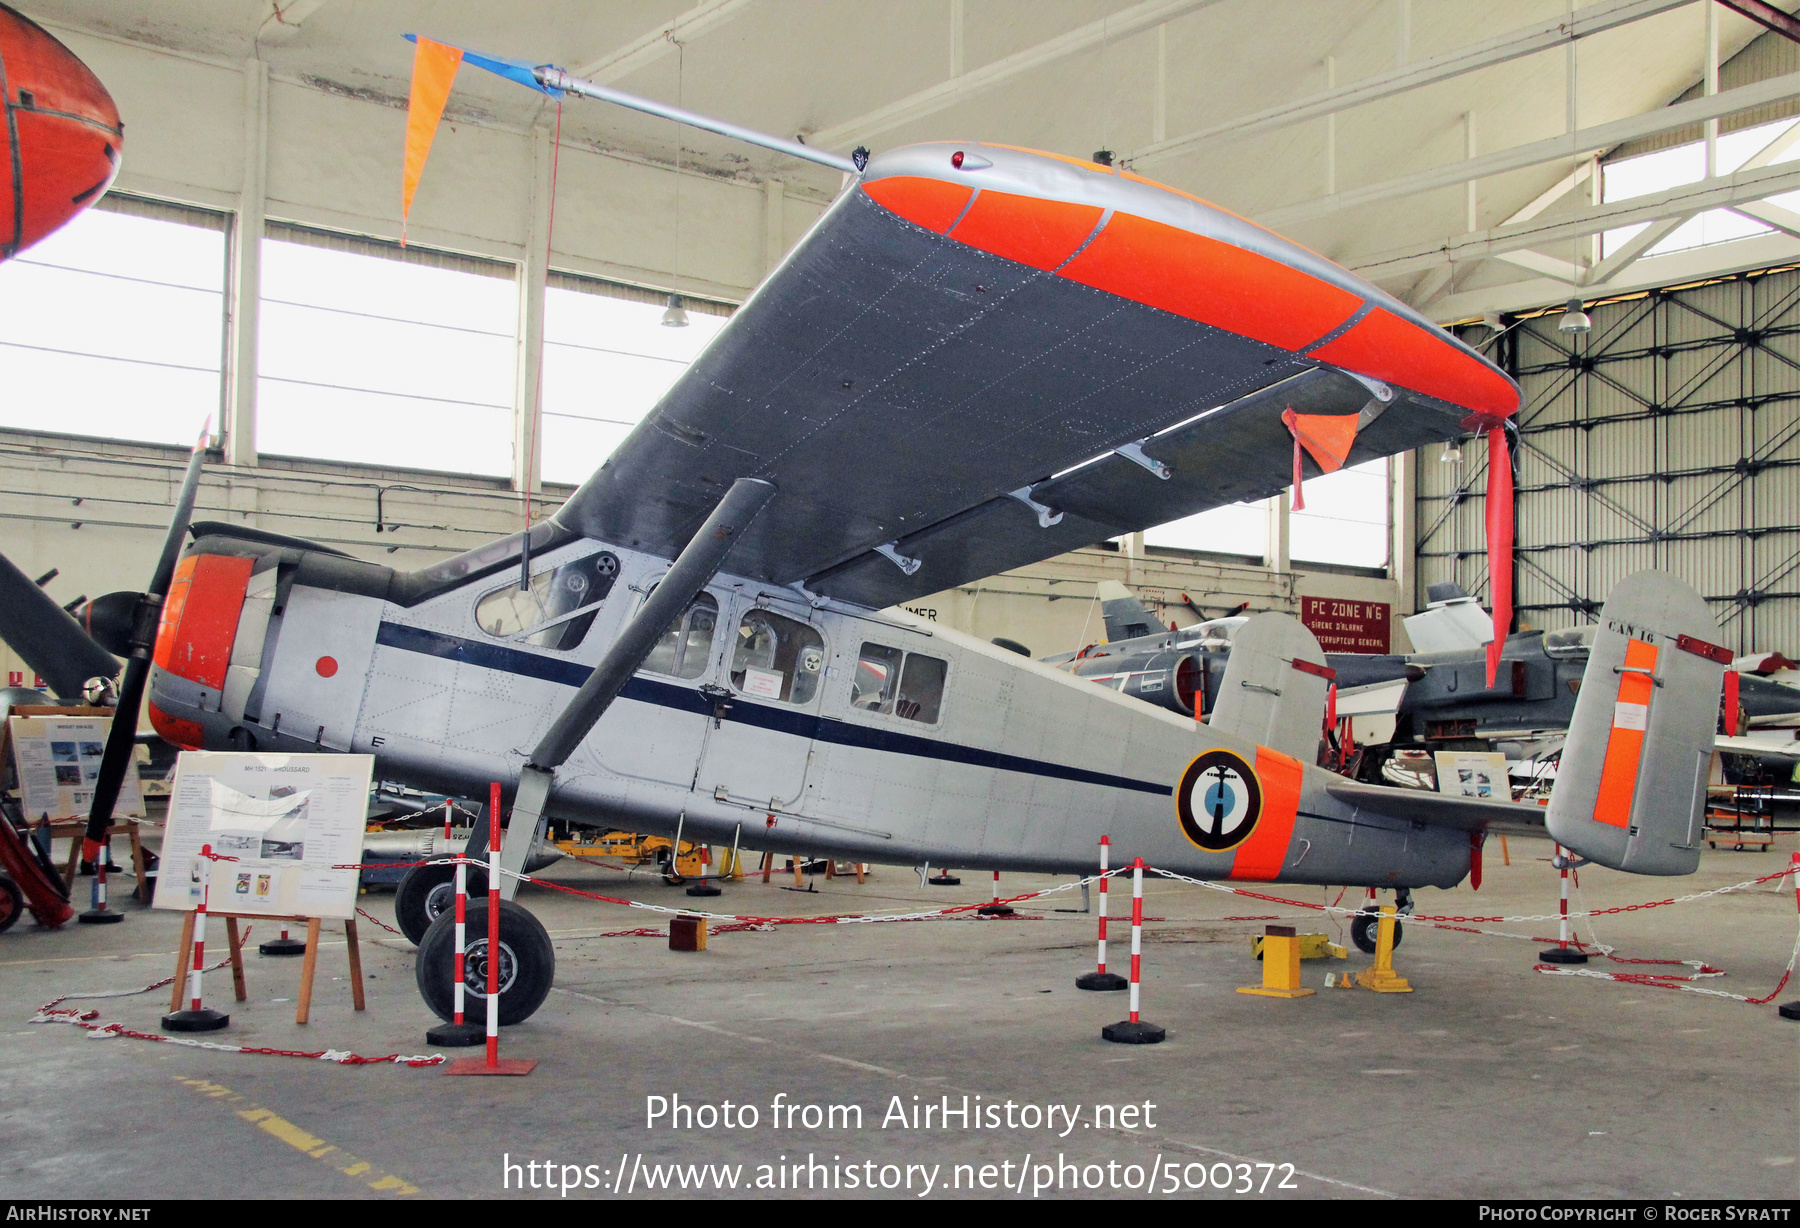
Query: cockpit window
[
  {"left": 475, "top": 551, "right": 618, "bottom": 650},
  {"left": 851, "top": 642, "right": 946, "bottom": 723},
  {"left": 730, "top": 609, "right": 825, "bottom": 705},
  {"left": 641, "top": 592, "right": 718, "bottom": 680}
]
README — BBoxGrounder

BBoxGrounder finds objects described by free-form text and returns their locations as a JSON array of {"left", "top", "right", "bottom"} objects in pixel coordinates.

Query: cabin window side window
[
  {"left": 851, "top": 641, "right": 947, "bottom": 723},
  {"left": 730, "top": 609, "right": 824, "bottom": 704},
  {"left": 640, "top": 591, "right": 718, "bottom": 680}
]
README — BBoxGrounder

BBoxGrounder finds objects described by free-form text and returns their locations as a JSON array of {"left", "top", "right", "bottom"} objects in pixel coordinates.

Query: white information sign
[
  {"left": 151, "top": 751, "right": 373, "bottom": 920},
  {"left": 1434, "top": 751, "right": 1512, "bottom": 801},
  {"left": 7, "top": 716, "right": 144, "bottom": 821}
]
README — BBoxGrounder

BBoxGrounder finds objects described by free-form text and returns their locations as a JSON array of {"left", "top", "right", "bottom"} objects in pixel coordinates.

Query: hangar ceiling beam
[
  {"left": 1717, "top": 0, "right": 1800, "bottom": 44},
  {"left": 802, "top": 0, "right": 1221, "bottom": 151},
  {"left": 572, "top": 0, "right": 758, "bottom": 84},
  {"left": 1352, "top": 158, "right": 1800, "bottom": 284},
  {"left": 1258, "top": 68, "right": 1800, "bottom": 230},
  {"left": 1124, "top": 0, "right": 1695, "bottom": 170}
]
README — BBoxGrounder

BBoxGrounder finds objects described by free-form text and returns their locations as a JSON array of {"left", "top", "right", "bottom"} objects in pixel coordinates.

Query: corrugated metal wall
[{"left": 1417, "top": 262, "right": 1800, "bottom": 655}]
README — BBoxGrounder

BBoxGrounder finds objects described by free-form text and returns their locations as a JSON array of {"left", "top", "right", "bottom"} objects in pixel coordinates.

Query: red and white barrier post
[
  {"left": 426, "top": 818, "right": 484, "bottom": 1047},
  {"left": 443, "top": 798, "right": 454, "bottom": 840},
  {"left": 977, "top": 868, "right": 1015, "bottom": 916},
  {"left": 1101, "top": 858, "right": 1165, "bottom": 1044},
  {"left": 162, "top": 844, "right": 229, "bottom": 1032},
  {"left": 1777, "top": 852, "right": 1800, "bottom": 1021},
  {"left": 444, "top": 783, "right": 536, "bottom": 1074},
  {"left": 1076, "top": 836, "right": 1126, "bottom": 991},
  {"left": 1539, "top": 843, "right": 1588, "bottom": 964},
  {"left": 77, "top": 835, "right": 121, "bottom": 925}
]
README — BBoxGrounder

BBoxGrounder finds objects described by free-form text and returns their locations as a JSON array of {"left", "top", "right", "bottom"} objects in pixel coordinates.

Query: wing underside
[{"left": 554, "top": 143, "right": 1517, "bottom": 608}]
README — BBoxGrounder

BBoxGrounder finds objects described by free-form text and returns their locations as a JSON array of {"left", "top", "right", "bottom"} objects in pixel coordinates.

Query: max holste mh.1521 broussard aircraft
[{"left": 75, "top": 47, "right": 1734, "bottom": 1026}]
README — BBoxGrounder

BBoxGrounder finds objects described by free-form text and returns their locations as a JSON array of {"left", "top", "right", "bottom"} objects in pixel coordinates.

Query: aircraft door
[
  {"left": 694, "top": 603, "right": 825, "bottom": 810},
  {"left": 593, "top": 590, "right": 720, "bottom": 787}
]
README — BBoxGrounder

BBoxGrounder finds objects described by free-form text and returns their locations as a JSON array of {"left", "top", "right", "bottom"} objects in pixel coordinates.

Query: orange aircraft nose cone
[{"left": 0, "top": 3, "right": 123, "bottom": 260}]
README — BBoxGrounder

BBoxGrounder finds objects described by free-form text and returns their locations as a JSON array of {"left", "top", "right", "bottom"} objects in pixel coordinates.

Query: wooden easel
[
  {"left": 170, "top": 911, "right": 364, "bottom": 1024},
  {"left": 2, "top": 706, "right": 152, "bottom": 902}
]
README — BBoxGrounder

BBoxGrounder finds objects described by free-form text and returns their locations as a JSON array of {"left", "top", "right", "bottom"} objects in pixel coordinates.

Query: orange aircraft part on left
[{"left": 0, "top": 3, "right": 122, "bottom": 260}]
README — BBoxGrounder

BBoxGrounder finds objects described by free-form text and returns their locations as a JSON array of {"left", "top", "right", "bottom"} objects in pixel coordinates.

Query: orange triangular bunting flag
[
  {"left": 401, "top": 37, "right": 464, "bottom": 241},
  {"left": 1286, "top": 411, "right": 1359, "bottom": 474}
]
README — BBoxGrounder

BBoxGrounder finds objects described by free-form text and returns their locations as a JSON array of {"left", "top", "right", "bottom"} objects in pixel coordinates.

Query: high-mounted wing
[{"left": 554, "top": 142, "right": 1517, "bottom": 608}]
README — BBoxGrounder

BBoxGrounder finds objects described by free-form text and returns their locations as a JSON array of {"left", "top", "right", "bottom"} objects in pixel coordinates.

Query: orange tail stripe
[
  {"left": 862, "top": 176, "right": 975, "bottom": 234},
  {"left": 1056, "top": 209, "right": 1361, "bottom": 353},
  {"left": 1306, "top": 305, "right": 1519, "bottom": 420},
  {"left": 1593, "top": 638, "right": 1659, "bottom": 830},
  {"left": 1231, "top": 746, "right": 1304, "bottom": 881},
  {"left": 947, "top": 189, "right": 1105, "bottom": 272}
]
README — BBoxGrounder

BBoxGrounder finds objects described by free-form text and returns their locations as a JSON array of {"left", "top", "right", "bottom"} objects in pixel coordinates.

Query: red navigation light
[{"left": 951, "top": 150, "right": 964, "bottom": 169}]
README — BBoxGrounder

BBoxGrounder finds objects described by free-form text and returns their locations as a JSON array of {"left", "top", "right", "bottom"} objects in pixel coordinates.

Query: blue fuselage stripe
[{"left": 375, "top": 621, "right": 1173, "bottom": 797}]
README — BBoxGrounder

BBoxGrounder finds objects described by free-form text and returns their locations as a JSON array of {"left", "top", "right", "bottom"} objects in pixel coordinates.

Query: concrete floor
[{"left": 3, "top": 837, "right": 1797, "bottom": 1201}]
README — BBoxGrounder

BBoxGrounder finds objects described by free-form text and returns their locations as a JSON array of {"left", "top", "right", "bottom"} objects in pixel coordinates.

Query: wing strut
[{"left": 494, "top": 478, "right": 777, "bottom": 899}]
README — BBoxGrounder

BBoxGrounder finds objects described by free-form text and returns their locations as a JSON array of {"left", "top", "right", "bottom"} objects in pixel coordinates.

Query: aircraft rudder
[{"left": 1545, "top": 571, "right": 1725, "bottom": 876}]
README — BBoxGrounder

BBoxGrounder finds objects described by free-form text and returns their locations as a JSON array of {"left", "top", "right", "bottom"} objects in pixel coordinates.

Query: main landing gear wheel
[
  {"left": 416, "top": 898, "right": 554, "bottom": 1027},
  {"left": 1350, "top": 911, "right": 1403, "bottom": 956},
  {"left": 395, "top": 863, "right": 487, "bottom": 947}
]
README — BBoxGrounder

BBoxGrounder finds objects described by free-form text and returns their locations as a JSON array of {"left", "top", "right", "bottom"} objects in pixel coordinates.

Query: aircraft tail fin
[
  {"left": 1545, "top": 571, "right": 1728, "bottom": 876},
  {"left": 1096, "top": 580, "right": 1161, "bottom": 641},
  {"left": 1208, "top": 612, "right": 1331, "bottom": 762}
]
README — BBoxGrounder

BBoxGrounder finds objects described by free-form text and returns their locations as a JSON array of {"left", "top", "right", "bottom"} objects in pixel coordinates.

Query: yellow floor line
[{"left": 174, "top": 1075, "right": 421, "bottom": 1196}]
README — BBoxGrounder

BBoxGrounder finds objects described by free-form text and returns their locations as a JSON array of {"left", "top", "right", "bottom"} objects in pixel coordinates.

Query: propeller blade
[
  {"left": 0, "top": 547, "right": 117, "bottom": 699},
  {"left": 83, "top": 435, "right": 210, "bottom": 845}
]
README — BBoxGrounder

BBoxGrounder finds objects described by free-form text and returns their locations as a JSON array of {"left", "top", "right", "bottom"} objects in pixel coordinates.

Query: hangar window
[
  {"left": 256, "top": 225, "right": 516, "bottom": 476},
  {"left": 474, "top": 550, "right": 618, "bottom": 650},
  {"left": 1601, "top": 117, "right": 1800, "bottom": 259},
  {"left": 539, "top": 273, "right": 733, "bottom": 485},
  {"left": 1290, "top": 458, "right": 1389, "bottom": 569},
  {"left": 730, "top": 609, "right": 824, "bottom": 705},
  {"left": 1144, "top": 500, "right": 1268, "bottom": 559},
  {"left": 641, "top": 592, "right": 718, "bottom": 680},
  {"left": 0, "top": 195, "right": 226, "bottom": 445},
  {"left": 851, "top": 642, "right": 946, "bottom": 723}
]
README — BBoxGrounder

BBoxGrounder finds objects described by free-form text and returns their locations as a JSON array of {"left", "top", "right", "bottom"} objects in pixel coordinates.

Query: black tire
[
  {"left": 0, "top": 875, "right": 21, "bottom": 934},
  {"left": 395, "top": 863, "right": 487, "bottom": 947},
  {"left": 1350, "top": 912, "right": 1403, "bottom": 956},
  {"left": 416, "top": 897, "right": 554, "bottom": 1026}
]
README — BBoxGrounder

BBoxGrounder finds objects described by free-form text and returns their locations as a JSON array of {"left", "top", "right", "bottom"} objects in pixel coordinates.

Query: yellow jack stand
[
  {"left": 1354, "top": 906, "right": 1413, "bottom": 993},
  {"left": 1238, "top": 926, "right": 1315, "bottom": 998},
  {"left": 1251, "top": 933, "right": 1347, "bottom": 961}
]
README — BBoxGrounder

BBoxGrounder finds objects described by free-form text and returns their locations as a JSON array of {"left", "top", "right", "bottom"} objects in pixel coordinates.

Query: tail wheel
[
  {"left": 1350, "top": 912, "right": 1403, "bottom": 956},
  {"left": 415, "top": 898, "right": 554, "bottom": 1026},
  {"left": 395, "top": 863, "right": 487, "bottom": 947},
  {"left": 0, "top": 874, "right": 22, "bottom": 933}
]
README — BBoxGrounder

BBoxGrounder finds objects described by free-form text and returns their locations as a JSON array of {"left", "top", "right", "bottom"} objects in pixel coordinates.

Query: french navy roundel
[{"left": 1175, "top": 749, "right": 1263, "bottom": 852}]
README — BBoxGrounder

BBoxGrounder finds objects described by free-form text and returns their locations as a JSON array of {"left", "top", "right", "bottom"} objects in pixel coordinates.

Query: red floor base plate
[{"left": 442, "top": 1056, "right": 538, "bottom": 1077}]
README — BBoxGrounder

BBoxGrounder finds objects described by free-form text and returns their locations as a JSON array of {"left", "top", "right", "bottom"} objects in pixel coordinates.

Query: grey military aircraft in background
[{"left": 1051, "top": 579, "right": 1800, "bottom": 785}]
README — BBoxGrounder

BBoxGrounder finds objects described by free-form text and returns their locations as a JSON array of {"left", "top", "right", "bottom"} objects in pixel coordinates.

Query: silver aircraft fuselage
[{"left": 146, "top": 528, "right": 1474, "bottom": 891}]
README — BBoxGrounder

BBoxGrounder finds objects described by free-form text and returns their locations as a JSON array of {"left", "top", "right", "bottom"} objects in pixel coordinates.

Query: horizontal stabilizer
[
  {"left": 1325, "top": 779, "right": 1548, "bottom": 837},
  {"left": 1208, "top": 612, "right": 1329, "bottom": 762},
  {"left": 1545, "top": 571, "right": 1727, "bottom": 876}
]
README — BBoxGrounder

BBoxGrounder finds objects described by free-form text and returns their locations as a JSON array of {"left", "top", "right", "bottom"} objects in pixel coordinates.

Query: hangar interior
[{"left": 2, "top": 0, "right": 1799, "bottom": 1204}]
